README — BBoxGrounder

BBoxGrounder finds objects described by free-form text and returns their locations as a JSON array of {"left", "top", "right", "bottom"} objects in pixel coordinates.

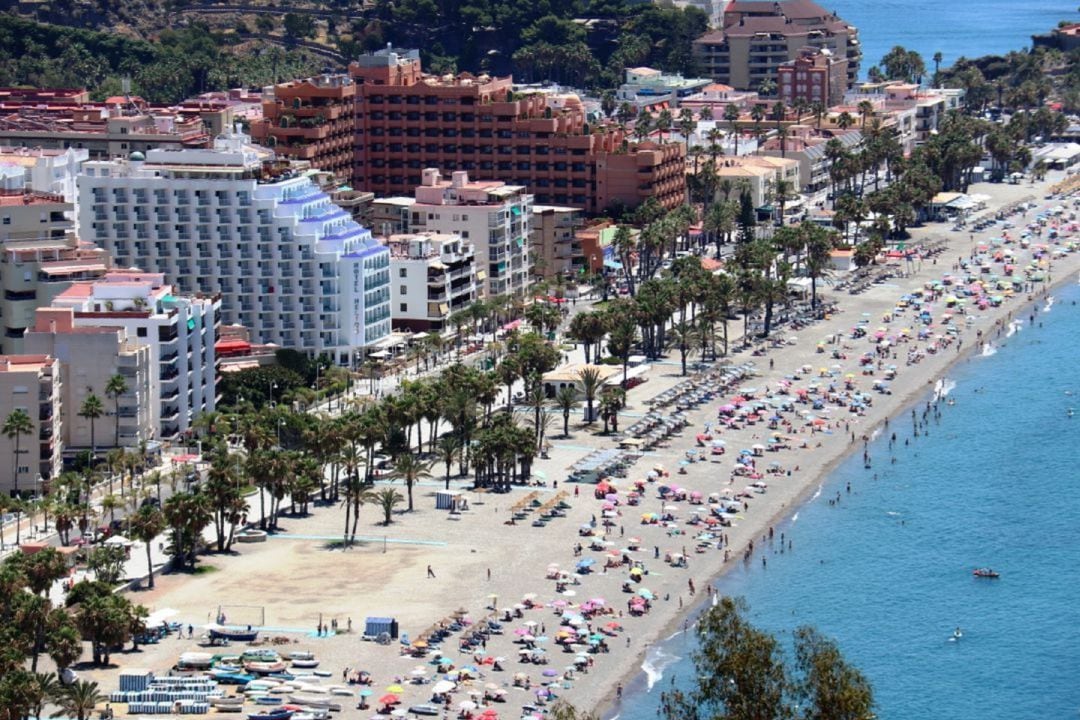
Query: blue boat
[{"left": 247, "top": 710, "right": 293, "bottom": 720}]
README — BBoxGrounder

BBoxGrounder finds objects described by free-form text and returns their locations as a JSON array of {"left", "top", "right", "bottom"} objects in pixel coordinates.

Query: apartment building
[
  {"left": 530, "top": 205, "right": 584, "bottom": 281},
  {"left": 0, "top": 189, "right": 71, "bottom": 243},
  {"left": 843, "top": 82, "right": 963, "bottom": 148},
  {"left": 1, "top": 233, "right": 111, "bottom": 354},
  {"left": 373, "top": 169, "right": 531, "bottom": 298},
  {"left": 759, "top": 127, "right": 863, "bottom": 193},
  {"left": 0, "top": 146, "right": 89, "bottom": 205},
  {"left": 250, "top": 74, "right": 357, "bottom": 181},
  {"left": 0, "top": 96, "right": 212, "bottom": 159},
  {"left": 777, "top": 47, "right": 847, "bottom": 107},
  {"left": 77, "top": 129, "right": 392, "bottom": 362},
  {"left": 616, "top": 67, "right": 713, "bottom": 111},
  {"left": 49, "top": 271, "right": 218, "bottom": 439},
  {"left": 253, "top": 49, "right": 685, "bottom": 214},
  {"left": 694, "top": 0, "right": 861, "bottom": 92},
  {"left": 0, "top": 354, "right": 61, "bottom": 496},
  {"left": 24, "top": 307, "right": 155, "bottom": 450},
  {"left": 387, "top": 232, "right": 477, "bottom": 332},
  {"left": 707, "top": 155, "right": 803, "bottom": 222}
]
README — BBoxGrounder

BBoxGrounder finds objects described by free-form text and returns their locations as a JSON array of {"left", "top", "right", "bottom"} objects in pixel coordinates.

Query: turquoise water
[
  {"left": 613, "top": 281, "right": 1080, "bottom": 720},
  {"left": 826, "top": 0, "right": 1075, "bottom": 73}
]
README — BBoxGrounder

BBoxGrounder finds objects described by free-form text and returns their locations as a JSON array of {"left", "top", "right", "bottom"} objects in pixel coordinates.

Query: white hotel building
[{"left": 77, "top": 130, "right": 391, "bottom": 363}]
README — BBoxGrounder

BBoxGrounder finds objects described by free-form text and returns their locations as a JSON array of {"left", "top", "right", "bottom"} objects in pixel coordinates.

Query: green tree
[
  {"left": 553, "top": 385, "right": 581, "bottom": 437},
  {"left": 51, "top": 679, "right": 105, "bottom": 720},
  {"left": 78, "top": 393, "right": 105, "bottom": 462},
  {"left": 792, "top": 626, "right": 875, "bottom": 720},
  {"left": 128, "top": 505, "right": 166, "bottom": 588},
  {"left": 389, "top": 453, "right": 431, "bottom": 512},
  {"left": 576, "top": 367, "right": 602, "bottom": 424},
  {"left": 104, "top": 374, "right": 128, "bottom": 448},
  {"left": 3, "top": 408, "right": 33, "bottom": 497},
  {"left": 373, "top": 487, "right": 404, "bottom": 525}
]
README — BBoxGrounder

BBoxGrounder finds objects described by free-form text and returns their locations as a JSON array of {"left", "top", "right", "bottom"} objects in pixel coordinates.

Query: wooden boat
[
  {"left": 211, "top": 627, "right": 261, "bottom": 642},
  {"left": 288, "top": 694, "right": 341, "bottom": 711},
  {"left": 288, "top": 651, "right": 315, "bottom": 661},
  {"left": 290, "top": 659, "right": 319, "bottom": 669},
  {"left": 209, "top": 696, "right": 245, "bottom": 708}
]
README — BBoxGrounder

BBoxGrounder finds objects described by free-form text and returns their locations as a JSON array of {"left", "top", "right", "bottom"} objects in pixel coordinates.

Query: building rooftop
[
  {"left": 0, "top": 354, "right": 54, "bottom": 372},
  {"left": 0, "top": 189, "right": 67, "bottom": 206}
]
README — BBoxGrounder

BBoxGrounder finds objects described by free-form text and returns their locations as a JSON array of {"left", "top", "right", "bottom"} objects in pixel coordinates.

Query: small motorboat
[
  {"left": 949, "top": 627, "right": 963, "bottom": 642},
  {"left": 247, "top": 710, "right": 293, "bottom": 720},
  {"left": 973, "top": 568, "right": 1000, "bottom": 578},
  {"left": 291, "top": 658, "right": 319, "bottom": 669}
]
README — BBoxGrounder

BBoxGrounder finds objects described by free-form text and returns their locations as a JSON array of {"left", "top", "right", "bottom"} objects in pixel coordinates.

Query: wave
[
  {"left": 791, "top": 512, "right": 799, "bottom": 524},
  {"left": 870, "top": 426, "right": 883, "bottom": 441},
  {"left": 1043, "top": 296, "right": 1054, "bottom": 313},
  {"left": 641, "top": 646, "right": 682, "bottom": 692},
  {"left": 981, "top": 343, "right": 998, "bottom": 357},
  {"left": 933, "top": 378, "right": 957, "bottom": 401},
  {"left": 1006, "top": 320, "right": 1023, "bottom": 338}
]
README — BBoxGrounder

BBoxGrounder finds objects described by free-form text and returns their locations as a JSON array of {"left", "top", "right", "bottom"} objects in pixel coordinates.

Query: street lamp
[
  {"left": 268, "top": 381, "right": 278, "bottom": 408},
  {"left": 276, "top": 418, "right": 285, "bottom": 448}
]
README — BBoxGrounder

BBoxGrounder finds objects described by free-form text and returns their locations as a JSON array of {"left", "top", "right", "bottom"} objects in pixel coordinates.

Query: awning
[{"left": 604, "top": 259, "right": 622, "bottom": 269}]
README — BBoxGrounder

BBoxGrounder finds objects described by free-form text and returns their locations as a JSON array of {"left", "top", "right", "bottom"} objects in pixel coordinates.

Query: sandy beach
[{"left": 74, "top": 171, "right": 1080, "bottom": 720}]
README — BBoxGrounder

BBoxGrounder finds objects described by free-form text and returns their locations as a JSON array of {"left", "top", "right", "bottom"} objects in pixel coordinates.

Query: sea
[
  {"left": 611, "top": 280, "right": 1080, "bottom": 720},
  {"left": 824, "top": 0, "right": 1076, "bottom": 74}
]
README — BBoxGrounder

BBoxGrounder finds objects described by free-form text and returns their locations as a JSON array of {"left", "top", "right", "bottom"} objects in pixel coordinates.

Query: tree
[
  {"left": 880, "top": 45, "right": 926, "bottom": 84},
  {"left": 553, "top": 385, "right": 581, "bottom": 437},
  {"left": 86, "top": 545, "right": 127, "bottom": 585},
  {"left": 104, "top": 374, "right": 127, "bottom": 448},
  {"left": 577, "top": 367, "right": 602, "bottom": 424},
  {"left": 3, "top": 408, "right": 33, "bottom": 497},
  {"left": 792, "top": 626, "right": 874, "bottom": 720},
  {"left": 389, "top": 453, "right": 431, "bottom": 512},
  {"left": 128, "top": 504, "right": 166, "bottom": 588},
  {"left": 51, "top": 679, "right": 105, "bottom": 720},
  {"left": 436, "top": 434, "right": 462, "bottom": 490},
  {"left": 661, "top": 597, "right": 788, "bottom": 720},
  {"left": 78, "top": 393, "right": 105, "bottom": 462},
  {"left": 162, "top": 491, "right": 211, "bottom": 570},
  {"left": 373, "top": 487, "right": 404, "bottom": 525},
  {"left": 932, "top": 51, "right": 943, "bottom": 87},
  {"left": 69, "top": 580, "right": 144, "bottom": 665}
]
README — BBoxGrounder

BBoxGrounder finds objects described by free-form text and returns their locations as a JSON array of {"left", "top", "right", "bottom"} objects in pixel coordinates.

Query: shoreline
[{"left": 591, "top": 262, "right": 1080, "bottom": 717}]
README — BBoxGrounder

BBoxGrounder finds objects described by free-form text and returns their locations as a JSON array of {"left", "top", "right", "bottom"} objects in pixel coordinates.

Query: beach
[{"left": 76, "top": 170, "right": 1080, "bottom": 720}]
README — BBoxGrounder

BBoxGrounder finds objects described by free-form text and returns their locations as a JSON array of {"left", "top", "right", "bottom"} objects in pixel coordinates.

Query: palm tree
[
  {"left": 3, "top": 408, "right": 33, "bottom": 496},
  {"left": 553, "top": 385, "right": 581, "bottom": 437},
  {"left": 51, "top": 679, "right": 105, "bottom": 720},
  {"left": 577, "top": 367, "right": 602, "bottom": 424},
  {"left": 374, "top": 487, "right": 404, "bottom": 525},
  {"left": 856, "top": 100, "right": 874, "bottom": 130},
  {"left": 724, "top": 103, "right": 740, "bottom": 155},
  {"left": 100, "top": 494, "right": 120, "bottom": 528},
  {"left": 128, "top": 504, "right": 166, "bottom": 588},
  {"left": 436, "top": 435, "right": 462, "bottom": 490},
  {"left": 104, "top": 374, "right": 128, "bottom": 447},
  {"left": 836, "top": 111, "right": 854, "bottom": 131},
  {"left": 389, "top": 454, "right": 431, "bottom": 512},
  {"left": 668, "top": 321, "right": 699, "bottom": 376},
  {"left": 932, "top": 51, "right": 943, "bottom": 87},
  {"left": 598, "top": 387, "right": 626, "bottom": 435},
  {"left": 79, "top": 393, "right": 105, "bottom": 463}
]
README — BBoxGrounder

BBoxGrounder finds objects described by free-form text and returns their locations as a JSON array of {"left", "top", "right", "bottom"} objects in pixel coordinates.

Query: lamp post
[{"left": 268, "top": 381, "right": 278, "bottom": 408}]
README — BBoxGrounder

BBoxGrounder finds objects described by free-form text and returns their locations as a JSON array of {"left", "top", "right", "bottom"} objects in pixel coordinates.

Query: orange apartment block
[{"left": 254, "top": 48, "right": 685, "bottom": 215}]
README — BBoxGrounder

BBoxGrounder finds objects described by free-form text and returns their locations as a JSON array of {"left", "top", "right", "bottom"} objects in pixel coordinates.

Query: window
[
  {"left": 400, "top": 302, "right": 408, "bottom": 312},
  {"left": 137, "top": 327, "right": 147, "bottom": 337},
  {"left": 400, "top": 285, "right": 407, "bottom": 295},
  {"left": 399, "top": 268, "right": 408, "bottom": 278}
]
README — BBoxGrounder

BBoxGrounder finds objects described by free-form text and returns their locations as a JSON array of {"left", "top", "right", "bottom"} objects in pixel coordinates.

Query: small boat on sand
[
  {"left": 247, "top": 710, "right": 293, "bottom": 720},
  {"left": 973, "top": 568, "right": 1000, "bottom": 578},
  {"left": 211, "top": 627, "right": 261, "bottom": 642}
]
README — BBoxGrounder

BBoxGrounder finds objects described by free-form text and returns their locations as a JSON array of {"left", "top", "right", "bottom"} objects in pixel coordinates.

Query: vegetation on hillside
[{"left": 0, "top": 16, "right": 323, "bottom": 103}]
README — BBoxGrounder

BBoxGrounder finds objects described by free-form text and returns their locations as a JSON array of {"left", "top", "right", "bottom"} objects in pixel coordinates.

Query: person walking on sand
[{"left": 427, "top": 565, "right": 436, "bottom": 578}]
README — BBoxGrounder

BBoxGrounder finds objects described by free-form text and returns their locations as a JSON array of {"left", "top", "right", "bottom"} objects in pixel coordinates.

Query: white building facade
[
  {"left": 393, "top": 169, "right": 532, "bottom": 299},
  {"left": 50, "top": 272, "right": 217, "bottom": 439},
  {"left": 387, "top": 232, "right": 477, "bottom": 333},
  {"left": 77, "top": 129, "right": 391, "bottom": 363}
]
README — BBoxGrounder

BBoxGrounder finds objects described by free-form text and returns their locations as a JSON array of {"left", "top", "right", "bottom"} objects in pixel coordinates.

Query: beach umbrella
[
  {"left": 637, "top": 588, "right": 655, "bottom": 599},
  {"left": 459, "top": 702, "right": 477, "bottom": 711},
  {"left": 385, "top": 685, "right": 404, "bottom": 693},
  {"left": 542, "top": 669, "right": 559, "bottom": 677},
  {"left": 391, "top": 710, "right": 408, "bottom": 718},
  {"left": 359, "top": 689, "right": 374, "bottom": 697},
  {"left": 378, "top": 695, "right": 400, "bottom": 706}
]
